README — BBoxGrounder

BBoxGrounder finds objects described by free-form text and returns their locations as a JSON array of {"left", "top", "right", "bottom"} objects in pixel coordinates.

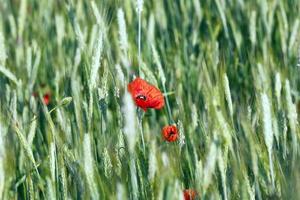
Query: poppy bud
[
  {"left": 60, "top": 97, "right": 73, "bottom": 106},
  {"left": 162, "top": 125, "right": 178, "bottom": 142}
]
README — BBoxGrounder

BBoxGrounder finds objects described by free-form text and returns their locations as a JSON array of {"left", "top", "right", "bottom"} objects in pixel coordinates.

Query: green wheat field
[{"left": 1, "top": 0, "right": 300, "bottom": 199}]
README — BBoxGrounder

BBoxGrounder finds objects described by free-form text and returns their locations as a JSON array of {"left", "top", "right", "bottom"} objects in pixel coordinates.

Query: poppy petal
[{"left": 183, "top": 189, "right": 197, "bottom": 200}]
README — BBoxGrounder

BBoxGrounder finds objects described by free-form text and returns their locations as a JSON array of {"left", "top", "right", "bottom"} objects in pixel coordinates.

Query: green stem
[
  {"left": 138, "top": 109, "right": 145, "bottom": 153},
  {"left": 162, "top": 84, "right": 174, "bottom": 124},
  {"left": 138, "top": 13, "right": 141, "bottom": 76}
]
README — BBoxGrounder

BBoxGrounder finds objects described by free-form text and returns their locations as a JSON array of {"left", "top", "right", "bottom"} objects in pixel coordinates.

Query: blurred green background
[{"left": 0, "top": 0, "right": 300, "bottom": 199}]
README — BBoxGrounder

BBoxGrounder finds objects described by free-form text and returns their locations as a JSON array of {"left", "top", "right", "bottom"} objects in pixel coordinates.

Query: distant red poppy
[
  {"left": 43, "top": 93, "right": 51, "bottom": 105},
  {"left": 183, "top": 189, "right": 197, "bottom": 200},
  {"left": 162, "top": 125, "right": 178, "bottom": 142},
  {"left": 127, "top": 77, "right": 164, "bottom": 111},
  {"left": 32, "top": 92, "right": 51, "bottom": 105}
]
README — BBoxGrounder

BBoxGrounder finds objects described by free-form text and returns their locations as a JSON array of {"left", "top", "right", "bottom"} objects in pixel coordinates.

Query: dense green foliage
[{"left": 0, "top": 0, "right": 300, "bottom": 199}]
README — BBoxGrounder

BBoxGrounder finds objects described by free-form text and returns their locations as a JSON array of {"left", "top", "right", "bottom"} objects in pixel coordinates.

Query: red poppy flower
[
  {"left": 127, "top": 77, "right": 164, "bottom": 111},
  {"left": 183, "top": 189, "right": 197, "bottom": 200},
  {"left": 162, "top": 125, "right": 178, "bottom": 142},
  {"left": 43, "top": 93, "right": 51, "bottom": 105},
  {"left": 32, "top": 92, "right": 51, "bottom": 105}
]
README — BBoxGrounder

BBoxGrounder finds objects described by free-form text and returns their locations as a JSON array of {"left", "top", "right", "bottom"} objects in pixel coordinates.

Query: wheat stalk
[
  {"left": 261, "top": 93, "right": 275, "bottom": 189},
  {"left": 83, "top": 133, "right": 99, "bottom": 200}
]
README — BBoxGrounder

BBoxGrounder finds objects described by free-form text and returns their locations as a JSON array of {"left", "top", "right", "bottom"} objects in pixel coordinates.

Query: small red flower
[
  {"left": 183, "top": 189, "right": 197, "bottom": 200},
  {"left": 128, "top": 77, "right": 165, "bottom": 111},
  {"left": 32, "top": 92, "right": 51, "bottom": 105},
  {"left": 162, "top": 125, "right": 178, "bottom": 142},
  {"left": 43, "top": 93, "right": 51, "bottom": 105}
]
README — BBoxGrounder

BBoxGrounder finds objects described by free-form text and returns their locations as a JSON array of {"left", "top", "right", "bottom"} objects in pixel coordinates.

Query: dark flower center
[
  {"left": 167, "top": 131, "right": 176, "bottom": 139},
  {"left": 136, "top": 95, "right": 147, "bottom": 101}
]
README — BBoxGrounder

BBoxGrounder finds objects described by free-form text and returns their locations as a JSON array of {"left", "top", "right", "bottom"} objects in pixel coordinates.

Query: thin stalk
[
  {"left": 138, "top": 109, "right": 145, "bottom": 153},
  {"left": 138, "top": 13, "right": 141, "bottom": 76},
  {"left": 162, "top": 84, "right": 174, "bottom": 124},
  {"left": 269, "top": 151, "right": 275, "bottom": 190},
  {"left": 163, "top": 91, "right": 175, "bottom": 96}
]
